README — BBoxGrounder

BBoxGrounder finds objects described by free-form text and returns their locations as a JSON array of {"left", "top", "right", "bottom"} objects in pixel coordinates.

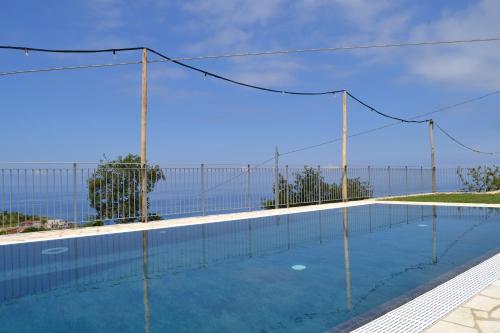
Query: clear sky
[{"left": 1, "top": 0, "right": 499, "bottom": 167}]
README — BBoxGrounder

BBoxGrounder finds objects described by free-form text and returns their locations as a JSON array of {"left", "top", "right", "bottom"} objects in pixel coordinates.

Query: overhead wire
[
  {"left": 146, "top": 48, "right": 343, "bottom": 95},
  {"left": 346, "top": 91, "right": 430, "bottom": 123},
  {"left": 0, "top": 45, "right": 343, "bottom": 95},
  {"left": 2, "top": 43, "right": 499, "bottom": 157},
  {"left": 3, "top": 36, "right": 500, "bottom": 61},
  {"left": 434, "top": 123, "right": 500, "bottom": 155},
  {"left": 202, "top": 156, "right": 275, "bottom": 194},
  {"left": 0, "top": 61, "right": 141, "bottom": 76},
  {"left": 171, "top": 37, "right": 500, "bottom": 60},
  {"left": 280, "top": 90, "right": 500, "bottom": 157}
]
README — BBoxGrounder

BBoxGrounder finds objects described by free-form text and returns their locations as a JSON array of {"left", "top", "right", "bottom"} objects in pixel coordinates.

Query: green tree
[
  {"left": 263, "top": 167, "right": 372, "bottom": 208},
  {"left": 457, "top": 165, "right": 500, "bottom": 192},
  {"left": 87, "top": 154, "right": 165, "bottom": 223}
]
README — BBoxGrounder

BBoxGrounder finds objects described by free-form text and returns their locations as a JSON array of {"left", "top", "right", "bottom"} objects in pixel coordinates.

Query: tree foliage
[
  {"left": 457, "top": 165, "right": 500, "bottom": 192},
  {"left": 263, "top": 166, "right": 372, "bottom": 208},
  {"left": 87, "top": 154, "right": 165, "bottom": 222}
]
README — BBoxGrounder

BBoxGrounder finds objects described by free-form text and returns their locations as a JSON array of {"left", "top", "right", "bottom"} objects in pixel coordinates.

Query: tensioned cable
[
  {"left": 0, "top": 61, "right": 142, "bottom": 76},
  {"left": 0, "top": 45, "right": 343, "bottom": 96},
  {"left": 3, "top": 44, "right": 499, "bottom": 157},
  {"left": 3, "top": 37, "right": 500, "bottom": 77},
  {"left": 202, "top": 156, "right": 275, "bottom": 194},
  {"left": 346, "top": 91, "right": 430, "bottom": 123},
  {"left": 0, "top": 46, "right": 432, "bottom": 123},
  {"left": 435, "top": 123, "right": 500, "bottom": 155},
  {"left": 280, "top": 90, "right": 500, "bottom": 156},
  {"left": 146, "top": 48, "right": 343, "bottom": 95},
  {"left": 3, "top": 37, "right": 500, "bottom": 59},
  {"left": 172, "top": 37, "right": 500, "bottom": 61},
  {"left": 411, "top": 90, "right": 500, "bottom": 118},
  {"left": 280, "top": 123, "right": 397, "bottom": 156}
]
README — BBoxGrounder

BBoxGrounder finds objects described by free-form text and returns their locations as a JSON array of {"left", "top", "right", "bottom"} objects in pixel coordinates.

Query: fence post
[
  {"left": 367, "top": 165, "right": 372, "bottom": 198},
  {"left": 317, "top": 165, "right": 321, "bottom": 204},
  {"left": 247, "top": 164, "right": 251, "bottom": 211},
  {"left": 274, "top": 146, "right": 279, "bottom": 209},
  {"left": 405, "top": 165, "right": 408, "bottom": 195},
  {"left": 73, "top": 163, "right": 77, "bottom": 228},
  {"left": 420, "top": 166, "right": 424, "bottom": 193},
  {"left": 201, "top": 163, "right": 205, "bottom": 216},
  {"left": 285, "top": 165, "right": 289, "bottom": 208},
  {"left": 387, "top": 166, "right": 391, "bottom": 196}
]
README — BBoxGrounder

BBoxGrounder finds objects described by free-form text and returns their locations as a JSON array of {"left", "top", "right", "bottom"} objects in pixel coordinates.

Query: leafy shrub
[
  {"left": 263, "top": 167, "right": 372, "bottom": 208},
  {"left": 87, "top": 154, "right": 165, "bottom": 222},
  {"left": 457, "top": 166, "right": 500, "bottom": 192}
]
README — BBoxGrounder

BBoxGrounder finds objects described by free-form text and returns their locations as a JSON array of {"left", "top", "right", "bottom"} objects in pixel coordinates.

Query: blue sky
[{"left": 0, "top": 0, "right": 499, "bottom": 167}]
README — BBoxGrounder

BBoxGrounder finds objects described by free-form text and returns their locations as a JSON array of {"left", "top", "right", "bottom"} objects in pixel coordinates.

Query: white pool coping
[
  {"left": 1, "top": 199, "right": 499, "bottom": 246},
  {"left": 351, "top": 252, "right": 500, "bottom": 333},
  {"left": 378, "top": 200, "right": 500, "bottom": 209},
  {"left": 0, "top": 199, "right": 376, "bottom": 246}
]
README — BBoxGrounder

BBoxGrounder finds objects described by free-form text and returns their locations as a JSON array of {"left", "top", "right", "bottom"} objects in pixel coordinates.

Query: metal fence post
[
  {"left": 73, "top": 163, "right": 77, "bottom": 228},
  {"left": 317, "top": 165, "right": 321, "bottom": 204},
  {"left": 200, "top": 164, "right": 205, "bottom": 216},
  {"left": 367, "top": 165, "right": 372, "bottom": 198},
  {"left": 405, "top": 165, "right": 408, "bottom": 195},
  {"left": 285, "top": 165, "right": 289, "bottom": 208},
  {"left": 247, "top": 164, "right": 251, "bottom": 211},
  {"left": 274, "top": 146, "right": 279, "bottom": 209},
  {"left": 387, "top": 165, "right": 391, "bottom": 196},
  {"left": 420, "top": 166, "right": 424, "bottom": 193}
]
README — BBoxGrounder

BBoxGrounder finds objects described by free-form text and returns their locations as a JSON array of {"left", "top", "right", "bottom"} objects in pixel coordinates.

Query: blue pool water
[{"left": 0, "top": 204, "right": 499, "bottom": 332}]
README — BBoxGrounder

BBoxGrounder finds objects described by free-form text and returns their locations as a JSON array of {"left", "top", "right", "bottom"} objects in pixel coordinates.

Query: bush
[
  {"left": 457, "top": 166, "right": 500, "bottom": 192},
  {"left": 263, "top": 167, "right": 372, "bottom": 208},
  {"left": 87, "top": 154, "right": 165, "bottom": 222}
]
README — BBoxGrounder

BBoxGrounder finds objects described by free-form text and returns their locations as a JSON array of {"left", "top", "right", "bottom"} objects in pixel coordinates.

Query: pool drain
[
  {"left": 41, "top": 247, "right": 68, "bottom": 255},
  {"left": 291, "top": 265, "right": 306, "bottom": 271},
  {"left": 417, "top": 224, "right": 428, "bottom": 227}
]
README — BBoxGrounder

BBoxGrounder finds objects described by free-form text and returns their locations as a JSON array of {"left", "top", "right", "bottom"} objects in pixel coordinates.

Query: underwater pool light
[
  {"left": 41, "top": 247, "right": 68, "bottom": 255},
  {"left": 291, "top": 265, "right": 306, "bottom": 271}
]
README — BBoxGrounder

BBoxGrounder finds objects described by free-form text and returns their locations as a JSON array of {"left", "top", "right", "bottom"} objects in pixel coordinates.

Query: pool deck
[
  {"left": 1, "top": 198, "right": 499, "bottom": 246},
  {"left": 0, "top": 199, "right": 376, "bottom": 246},
  {"left": 1, "top": 199, "right": 499, "bottom": 332},
  {"left": 424, "top": 279, "right": 500, "bottom": 333}
]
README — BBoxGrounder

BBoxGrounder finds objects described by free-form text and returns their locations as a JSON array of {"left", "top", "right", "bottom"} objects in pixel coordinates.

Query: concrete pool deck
[
  {"left": 425, "top": 279, "right": 500, "bottom": 333},
  {"left": 0, "top": 199, "right": 499, "bottom": 332},
  {"left": 0, "top": 199, "right": 377, "bottom": 246},
  {"left": 1, "top": 198, "right": 499, "bottom": 246}
]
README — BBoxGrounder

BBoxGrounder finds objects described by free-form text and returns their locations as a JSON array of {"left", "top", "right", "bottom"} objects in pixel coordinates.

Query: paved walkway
[{"left": 424, "top": 280, "right": 500, "bottom": 333}]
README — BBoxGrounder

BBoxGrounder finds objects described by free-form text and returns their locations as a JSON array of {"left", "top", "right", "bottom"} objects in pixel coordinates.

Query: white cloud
[
  {"left": 406, "top": 0, "right": 500, "bottom": 89},
  {"left": 182, "top": 0, "right": 284, "bottom": 27},
  {"left": 184, "top": 27, "right": 252, "bottom": 54},
  {"left": 149, "top": 67, "right": 187, "bottom": 80},
  {"left": 84, "top": 0, "right": 125, "bottom": 30},
  {"left": 223, "top": 57, "right": 306, "bottom": 86},
  {"left": 296, "top": 0, "right": 500, "bottom": 90},
  {"left": 82, "top": 0, "right": 500, "bottom": 90}
]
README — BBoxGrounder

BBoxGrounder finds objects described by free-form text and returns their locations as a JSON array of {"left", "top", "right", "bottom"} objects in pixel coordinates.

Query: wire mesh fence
[{"left": 0, "top": 164, "right": 469, "bottom": 233}]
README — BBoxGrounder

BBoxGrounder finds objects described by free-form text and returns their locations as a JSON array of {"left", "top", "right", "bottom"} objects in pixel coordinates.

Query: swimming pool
[{"left": 0, "top": 204, "right": 499, "bottom": 332}]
